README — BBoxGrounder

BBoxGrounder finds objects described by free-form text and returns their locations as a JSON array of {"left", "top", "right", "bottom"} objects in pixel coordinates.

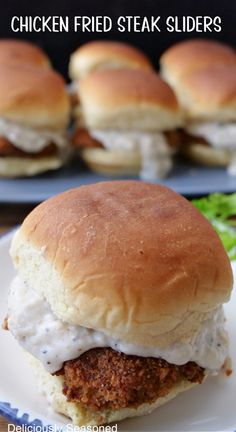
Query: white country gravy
[
  {"left": 8, "top": 276, "right": 229, "bottom": 374},
  {"left": 90, "top": 130, "right": 174, "bottom": 179},
  {"left": 0, "top": 118, "right": 67, "bottom": 153},
  {"left": 187, "top": 122, "right": 236, "bottom": 175},
  {"left": 187, "top": 122, "right": 236, "bottom": 150}
]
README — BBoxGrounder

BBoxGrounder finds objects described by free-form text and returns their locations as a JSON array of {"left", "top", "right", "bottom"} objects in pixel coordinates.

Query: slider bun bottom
[
  {"left": 28, "top": 354, "right": 202, "bottom": 427},
  {"left": 182, "top": 142, "right": 231, "bottom": 167},
  {"left": 0, "top": 155, "right": 64, "bottom": 177},
  {"left": 81, "top": 147, "right": 141, "bottom": 175}
]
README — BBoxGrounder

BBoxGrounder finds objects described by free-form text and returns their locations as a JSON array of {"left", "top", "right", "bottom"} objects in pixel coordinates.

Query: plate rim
[{"left": 0, "top": 401, "right": 46, "bottom": 428}]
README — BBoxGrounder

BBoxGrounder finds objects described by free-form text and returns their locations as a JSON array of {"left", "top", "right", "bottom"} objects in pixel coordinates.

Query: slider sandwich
[
  {"left": 0, "top": 39, "right": 50, "bottom": 68},
  {"left": 6, "top": 181, "right": 233, "bottom": 426},
  {"left": 69, "top": 40, "right": 153, "bottom": 82},
  {"left": 0, "top": 63, "right": 70, "bottom": 177},
  {"left": 73, "top": 69, "right": 183, "bottom": 179},
  {"left": 69, "top": 41, "right": 153, "bottom": 114},
  {"left": 176, "top": 64, "right": 236, "bottom": 173},
  {"left": 160, "top": 39, "right": 236, "bottom": 98}
]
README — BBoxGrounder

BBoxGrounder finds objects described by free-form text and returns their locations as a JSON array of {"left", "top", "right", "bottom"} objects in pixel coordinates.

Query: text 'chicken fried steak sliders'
[
  {"left": 73, "top": 69, "right": 183, "bottom": 178},
  {"left": 0, "top": 63, "right": 70, "bottom": 177},
  {"left": 6, "top": 181, "right": 233, "bottom": 427}
]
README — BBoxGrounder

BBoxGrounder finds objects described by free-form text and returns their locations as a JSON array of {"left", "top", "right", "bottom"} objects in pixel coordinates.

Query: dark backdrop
[{"left": 0, "top": 0, "right": 235, "bottom": 80}]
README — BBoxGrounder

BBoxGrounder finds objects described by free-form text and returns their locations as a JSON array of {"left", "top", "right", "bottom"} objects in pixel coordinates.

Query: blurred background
[{"left": 1, "top": 0, "right": 235, "bottom": 79}]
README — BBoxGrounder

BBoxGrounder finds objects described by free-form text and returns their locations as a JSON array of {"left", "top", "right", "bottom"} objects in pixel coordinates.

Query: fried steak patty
[
  {"left": 0, "top": 137, "right": 57, "bottom": 157},
  {"left": 59, "top": 347, "right": 205, "bottom": 412},
  {"left": 182, "top": 131, "right": 210, "bottom": 147},
  {"left": 73, "top": 128, "right": 104, "bottom": 149}
]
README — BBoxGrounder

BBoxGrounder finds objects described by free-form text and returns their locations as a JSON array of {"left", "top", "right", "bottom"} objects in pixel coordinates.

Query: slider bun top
[
  {"left": 178, "top": 64, "right": 236, "bottom": 121},
  {"left": 78, "top": 69, "right": 183, "bottom": 130},
  {"left": 0, "top": 64, "right": 70, "bottom": 128},
  {"left": 0, "top": 39, "right": 50, "bottom": 68},
  {"left": 160, "top": 38, "right": 236, "bottom": 89},
  {"left": 11, "top": 181, "right": 233, "bottom": 348},
  {"left": 69, "top": 40, "right": 153, "bottom": 80}
]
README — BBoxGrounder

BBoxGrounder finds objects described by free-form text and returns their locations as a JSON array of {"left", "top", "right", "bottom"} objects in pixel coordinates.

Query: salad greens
[{"left": 192, "top": 193, "right": 236, "bottom": 261}]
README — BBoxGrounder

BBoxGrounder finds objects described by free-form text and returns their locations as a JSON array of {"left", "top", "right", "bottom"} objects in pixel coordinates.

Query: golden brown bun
[
  {"left": 69, "top": 40, "right": 153, "bottom": 80},
  {"left": 178, "top": 65, "right": 236, "bottom": 121},
  {"left": 160, "top": 39, "right": 236, "bottom": 90},
  {"left": 28, "top": 353, "right": 204, "bottom": 427},
  {"left": 0, "top": 64, "right": 70, "bottom": 128},
  {"left": 0, "top": 39, "right": 50, "bottom": 68},
  {"left": 78, "top": 69, "right": 183, "bottom": 130},
  {"left": 182, "top": 142, "right": 231, "bottom": 166},
  {"left": 11, "top": 181, "right": 233, "bottom": 348},
  {"left": 0, "top": 154, "right": 64, "bottom": 177}
]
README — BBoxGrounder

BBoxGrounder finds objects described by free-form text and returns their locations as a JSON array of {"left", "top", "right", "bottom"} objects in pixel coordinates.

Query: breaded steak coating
[{"left": 61, "top": 348, "right": 204, "bottom": 411}]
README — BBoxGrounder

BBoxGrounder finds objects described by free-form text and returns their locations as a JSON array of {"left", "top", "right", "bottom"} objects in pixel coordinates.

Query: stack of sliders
[
  {"left": 0, "top": 39, "right": 50, "bottom": 69},
  {"left": 73, "top": 68, "right": 183, "bottom": 178},
  {"left": 0, "top": 63, "right": 70, "bottom": 177},
  {"left": 69, "top": 40, "right": 153, "bottom": 121},
  {"left": 160, "top": 38, "right": 236, "bottom": 99},
  {"left": 5, "top": 181, "right": 233, "bottom": 427}
]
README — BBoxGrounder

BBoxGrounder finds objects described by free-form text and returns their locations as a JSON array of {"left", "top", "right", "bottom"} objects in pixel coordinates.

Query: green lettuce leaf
[{"left": 192, "top": 193, "right": 236, "bottom": 260}]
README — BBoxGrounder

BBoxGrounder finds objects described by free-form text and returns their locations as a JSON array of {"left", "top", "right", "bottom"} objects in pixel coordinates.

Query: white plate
[{"left": 0, "top": 230, "right": 236, "bottom": 432}]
